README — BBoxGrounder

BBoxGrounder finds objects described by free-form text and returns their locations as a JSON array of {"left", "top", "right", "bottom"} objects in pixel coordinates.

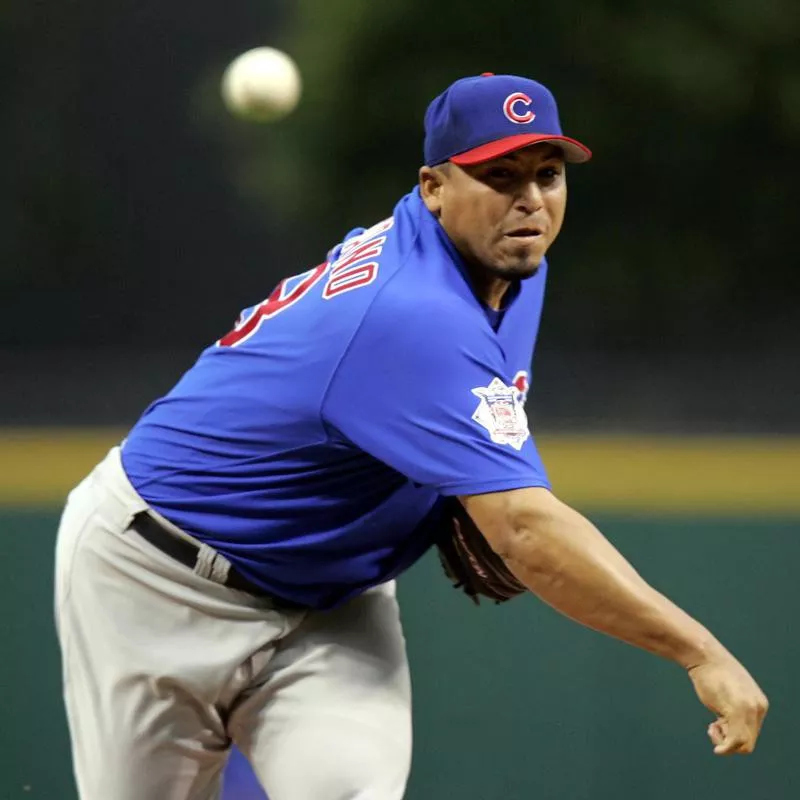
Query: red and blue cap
[{"left": 424, "top": 72, "right": 592, "bottom": 166}]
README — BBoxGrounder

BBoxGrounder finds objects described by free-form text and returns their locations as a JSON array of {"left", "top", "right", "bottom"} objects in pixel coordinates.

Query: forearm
[{"left": 501, "top": 502, "right": 725, "bottom": 668}]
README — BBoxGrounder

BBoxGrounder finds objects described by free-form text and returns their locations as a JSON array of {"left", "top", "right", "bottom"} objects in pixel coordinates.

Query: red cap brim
[{"left": 450, "top": 133, "right": 592, "bottom": 165}]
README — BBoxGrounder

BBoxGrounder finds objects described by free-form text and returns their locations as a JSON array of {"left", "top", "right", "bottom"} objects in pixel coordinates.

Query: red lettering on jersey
[
  {"left": 323, "top": 234, "right": 387, "bottom": 300},
  {"left": 323, "top": 262, "right": 379, "bottom": 299},
  {"left": 340, "top": 218, "right": 394, "bottom": 259},
  {"left": 217, "top": 262, "right": 328, "bottom": 347},
  {"left": 329, "top": 237, "right": 387, "bottom": 278},
  {"left": 217, "top": 218, "right": 395, "bottom": 347}
]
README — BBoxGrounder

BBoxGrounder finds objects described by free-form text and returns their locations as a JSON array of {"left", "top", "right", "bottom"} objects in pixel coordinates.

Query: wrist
[
  {"left": 673, "top": 626, "right": 728, "bottom": 671},
  {"left": 646, "top": 590, "right": 728, "bottom": 670}
]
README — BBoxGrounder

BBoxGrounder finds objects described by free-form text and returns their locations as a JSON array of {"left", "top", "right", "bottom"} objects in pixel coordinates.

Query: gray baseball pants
[{"left": 54, "top": 447, "right": 412, "bottom": 799}]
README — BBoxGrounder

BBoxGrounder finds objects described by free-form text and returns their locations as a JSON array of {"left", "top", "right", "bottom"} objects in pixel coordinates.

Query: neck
[
  {"left": 464, "top": 263, "right": 513, "bottom": 310},
  {"left": 428, "top": 212, "right": 517, "bottom": 309}
]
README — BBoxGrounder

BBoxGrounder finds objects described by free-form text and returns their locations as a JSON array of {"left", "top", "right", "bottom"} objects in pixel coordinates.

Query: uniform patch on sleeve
[{"left": 471, "top": 378, "right": 531, "bottom": 451}]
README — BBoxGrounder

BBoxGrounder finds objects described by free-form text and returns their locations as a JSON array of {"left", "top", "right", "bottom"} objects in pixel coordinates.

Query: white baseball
[{"left": 221, "top": 47, "right": 302, "bottom": 122}]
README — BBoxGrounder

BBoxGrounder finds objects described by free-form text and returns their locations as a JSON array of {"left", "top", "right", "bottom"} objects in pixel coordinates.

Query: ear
[{"left": 418, "top": 165, "right": 447, "bottom": 215}]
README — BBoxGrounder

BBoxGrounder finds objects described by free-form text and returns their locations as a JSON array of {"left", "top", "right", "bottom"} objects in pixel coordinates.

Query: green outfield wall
[{"left": 1, "top": 431, "right": 798, "bottom": 799}]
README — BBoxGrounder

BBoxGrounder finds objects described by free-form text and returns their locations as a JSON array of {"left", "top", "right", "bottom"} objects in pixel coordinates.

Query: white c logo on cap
[{"left": 503, "top": 92, "right": 535, "bottom": 124}]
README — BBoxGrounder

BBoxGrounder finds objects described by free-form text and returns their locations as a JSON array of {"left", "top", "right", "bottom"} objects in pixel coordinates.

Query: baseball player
[{"left": 54, "top": 73, "right": 767, "bottom": 800}]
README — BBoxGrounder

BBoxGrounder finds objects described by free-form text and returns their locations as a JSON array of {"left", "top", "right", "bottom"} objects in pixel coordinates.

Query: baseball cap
[{"left": 424, "top": 72, "right": 591, "bottom": 166}]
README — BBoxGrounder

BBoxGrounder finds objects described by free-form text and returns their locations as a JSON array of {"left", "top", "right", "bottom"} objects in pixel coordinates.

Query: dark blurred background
[
  {"left": 2, "top": 2, "right": 799, "bottom": 799},
  {"left": 3, "top": 0, "right": 798, "bottom": 431}
]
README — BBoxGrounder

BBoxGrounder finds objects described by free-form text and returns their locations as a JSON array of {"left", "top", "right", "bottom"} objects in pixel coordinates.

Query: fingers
[
  {"left": 708, "top": 719, "right": 749, "bottom": 756},
  {"left": 714, "top": 738, "right": 754, "bottom": 756},
  {"left": 707, "top": 720, "right": 725, "bottom": 748},
  {"left": 713, "top": 722, "right": 757, "bottom": 755},
  {"left": 690, "top": 658, "right": 769, "bottom": 756},
  {"left": 708, "top": 702, "right": 768, "bottom": 756},
  {"left": 707, "top": 720, "right": 747, "bottom": 755}
]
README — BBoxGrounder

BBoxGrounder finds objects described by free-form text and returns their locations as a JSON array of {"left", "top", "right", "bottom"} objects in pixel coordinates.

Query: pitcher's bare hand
[{"left": 689, "top": 656, "right": 768, "bottom": 755}]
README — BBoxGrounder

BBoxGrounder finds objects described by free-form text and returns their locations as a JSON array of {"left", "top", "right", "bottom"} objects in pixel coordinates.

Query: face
[{"left": 419, "top": 144, "right": 567, "bottom": 280}]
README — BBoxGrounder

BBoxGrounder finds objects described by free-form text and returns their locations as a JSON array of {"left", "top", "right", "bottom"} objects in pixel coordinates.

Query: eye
[
  {"left": 538, "top": 165, "right": 563, "bottom": 182},
  {"left": 485, "top": 166, "right": 515, "bottom": 181}
]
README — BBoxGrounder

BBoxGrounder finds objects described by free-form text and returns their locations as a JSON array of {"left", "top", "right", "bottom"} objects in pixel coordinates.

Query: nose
[{"left": 514, "top": 180, "right": 544, "bottom": 214}]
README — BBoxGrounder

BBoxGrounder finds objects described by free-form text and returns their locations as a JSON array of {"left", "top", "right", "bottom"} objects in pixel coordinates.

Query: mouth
[{"left": 504, "top": 226, "right": 544, "bottom": 242}]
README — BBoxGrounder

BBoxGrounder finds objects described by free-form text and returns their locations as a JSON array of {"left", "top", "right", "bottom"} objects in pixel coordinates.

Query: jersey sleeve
[{"left": 321, "top": 298, "right": 550, "bottom": 495}]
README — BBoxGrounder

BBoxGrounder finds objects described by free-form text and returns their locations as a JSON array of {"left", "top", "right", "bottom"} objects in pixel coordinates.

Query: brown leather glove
[{"left": 435, "top": 499, "right": 526, "bottom": 605}]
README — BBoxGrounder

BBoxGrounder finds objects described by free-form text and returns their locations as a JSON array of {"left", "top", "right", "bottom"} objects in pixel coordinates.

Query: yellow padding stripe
[
  {"left": 542, "top": 435, "right": 800, "bottom": 514},
  {"left": 0, "top": 429, "right": 798, "bottom": 514},
  {"left": 0, "top": 428, "right": 126, "bottom": 506}
]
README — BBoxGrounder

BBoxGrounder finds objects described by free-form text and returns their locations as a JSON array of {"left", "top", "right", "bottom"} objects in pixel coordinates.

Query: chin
[
  {"left": 491, "top": 260, "right": 542, "bottom": 280},
  {"left": 490, "top": 242, "right": 547, "bottom": 279}
]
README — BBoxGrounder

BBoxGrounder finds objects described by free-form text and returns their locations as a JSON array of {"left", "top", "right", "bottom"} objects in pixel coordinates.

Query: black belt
[{"left": 129, "top": 512, "right": 303, "bottom": 610}]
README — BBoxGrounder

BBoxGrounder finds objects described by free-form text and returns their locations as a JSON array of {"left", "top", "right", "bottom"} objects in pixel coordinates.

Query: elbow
[
  {"left": 459, "top": 486, "right": 568, "bottom": 578},
  {"left": 493, "top": 491, "right": 557, "bottom": 565}
]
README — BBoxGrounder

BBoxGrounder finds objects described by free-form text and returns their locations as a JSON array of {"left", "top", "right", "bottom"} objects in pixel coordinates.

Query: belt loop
[{"left": 194, "top": 544, "right": 231, "bottom": 585}]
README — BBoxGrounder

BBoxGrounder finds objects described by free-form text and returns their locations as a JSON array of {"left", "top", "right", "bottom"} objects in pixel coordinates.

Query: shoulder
[
  {"left": 329, "top": 189, "right": 499, "bottom": 360},
  {"left": 350, "top": 279, "right": 497, "bottom": 372}
]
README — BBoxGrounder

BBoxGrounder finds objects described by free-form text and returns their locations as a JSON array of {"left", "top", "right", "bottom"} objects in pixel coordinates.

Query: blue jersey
[{"left": 121, "top": 187, "right": 551, "bottom": 608}]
